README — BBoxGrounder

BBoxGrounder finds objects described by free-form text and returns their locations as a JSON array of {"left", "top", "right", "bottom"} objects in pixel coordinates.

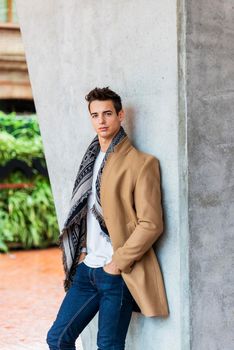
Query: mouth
[{"left": 99, "top": 127, "right": 108, "bottom": 131}]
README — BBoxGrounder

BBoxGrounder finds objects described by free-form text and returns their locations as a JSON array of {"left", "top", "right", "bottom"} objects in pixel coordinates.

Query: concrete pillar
[
  {"left": 15, "top": 1, "right": 184, "bottom": 348},
  {"left": 186, "top": 1, "right": 234, "bottom": 349}
]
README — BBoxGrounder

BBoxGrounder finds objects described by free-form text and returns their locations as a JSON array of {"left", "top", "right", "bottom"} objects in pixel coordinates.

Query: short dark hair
[{"left": 85, "top": 87, "right": 122, "bottom": 114}]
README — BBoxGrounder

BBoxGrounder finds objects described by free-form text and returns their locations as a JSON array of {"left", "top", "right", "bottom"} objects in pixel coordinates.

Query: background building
[{"left": 0, "top": 0, "right": 34, "bottom": 112}]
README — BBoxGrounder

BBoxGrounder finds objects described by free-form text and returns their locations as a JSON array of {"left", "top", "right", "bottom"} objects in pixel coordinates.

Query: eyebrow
[{"left": 91, "top": 110, "right": 113, "bottom": 116}]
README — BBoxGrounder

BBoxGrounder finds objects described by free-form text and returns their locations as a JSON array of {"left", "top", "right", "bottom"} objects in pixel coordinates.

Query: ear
[{"left": 118, "top": 109, "right": 125, "bottom": 122}]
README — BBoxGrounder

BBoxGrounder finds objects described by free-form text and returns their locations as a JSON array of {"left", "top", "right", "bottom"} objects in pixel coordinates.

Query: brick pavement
[{"left": 0, "top": 247, "right": 83, "bottom": 350}]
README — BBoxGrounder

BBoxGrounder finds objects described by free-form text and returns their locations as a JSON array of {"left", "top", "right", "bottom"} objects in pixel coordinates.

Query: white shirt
[{"left": 83, "top": 150, "right": 113, "bottom": 268}]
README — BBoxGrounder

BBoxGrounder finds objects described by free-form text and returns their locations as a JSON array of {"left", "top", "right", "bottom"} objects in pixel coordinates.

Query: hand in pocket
[
  {"left": 78, "top": 252, "right": 87, "bottom": 264},
  {"left": 103, "top": 260, "right": 121, "bottom": 275}
]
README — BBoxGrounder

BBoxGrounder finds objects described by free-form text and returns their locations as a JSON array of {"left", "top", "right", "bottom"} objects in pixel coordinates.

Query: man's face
[{"left": 89, "top": 99, "right": 124, "bottom": 141}]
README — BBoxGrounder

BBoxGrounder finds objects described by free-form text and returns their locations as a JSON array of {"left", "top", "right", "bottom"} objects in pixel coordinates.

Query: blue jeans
[{"left": 46, "top": 262, "right": 135, "bottom": 350}]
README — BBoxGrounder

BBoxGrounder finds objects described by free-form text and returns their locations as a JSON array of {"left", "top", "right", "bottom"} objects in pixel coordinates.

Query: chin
[{"left": 98, "top": 131, "right": 111, "bottom": 138}]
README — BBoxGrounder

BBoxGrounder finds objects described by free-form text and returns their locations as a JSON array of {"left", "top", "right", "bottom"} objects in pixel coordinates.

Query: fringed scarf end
[
  {"left": 90, "top": 204, "right": 107, "bottom": 228},
  {"left": 57, "top": 230, "right": 71, "bottom": 292},
  {"left": 58, "top": 205, "right": 88, "bottom": 293}
]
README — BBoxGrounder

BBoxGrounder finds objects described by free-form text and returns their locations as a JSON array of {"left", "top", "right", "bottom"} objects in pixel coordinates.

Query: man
[{"left": 46, "top": 87, "right": 169, "bottom": 350}]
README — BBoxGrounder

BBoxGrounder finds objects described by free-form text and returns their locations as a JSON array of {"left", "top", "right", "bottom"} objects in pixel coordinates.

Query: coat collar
[{"left": 113, "top": 135, "right": 133, "bottom": 155}]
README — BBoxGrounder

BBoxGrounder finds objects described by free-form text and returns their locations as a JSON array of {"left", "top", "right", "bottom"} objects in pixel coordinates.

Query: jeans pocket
[{"left": 102, "top": 266, "right": 122, "bottom": 277}]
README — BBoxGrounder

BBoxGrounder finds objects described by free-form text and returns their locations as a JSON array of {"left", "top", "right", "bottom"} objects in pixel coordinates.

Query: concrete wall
[
  {"left": 15, "top": 1, "right": 187, "bottom": 349},
  {"left": 186, "top": 1, "right": 234, "bottom": 349}
]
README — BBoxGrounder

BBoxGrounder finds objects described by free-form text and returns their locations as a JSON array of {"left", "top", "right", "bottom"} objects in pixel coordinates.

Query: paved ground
[{"left": 0, "top": 247, "right": 83, "bottom": 350}]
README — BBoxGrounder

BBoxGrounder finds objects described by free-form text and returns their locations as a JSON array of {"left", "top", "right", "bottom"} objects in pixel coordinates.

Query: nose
[{"left": 99, "top": 115, "right": 106, "bottom": 124}]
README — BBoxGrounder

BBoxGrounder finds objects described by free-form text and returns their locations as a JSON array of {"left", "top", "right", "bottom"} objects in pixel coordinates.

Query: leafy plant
[{"left": 0, "top": 111, "right": 59, "bottom": 252}]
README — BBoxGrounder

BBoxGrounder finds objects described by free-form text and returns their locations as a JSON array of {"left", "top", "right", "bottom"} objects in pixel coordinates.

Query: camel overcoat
[{"left": 100, "top": 135, "right": 169, "bottom": 317}]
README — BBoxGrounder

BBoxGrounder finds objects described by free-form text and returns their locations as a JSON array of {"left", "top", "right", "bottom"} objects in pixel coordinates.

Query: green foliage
[
  {"left": 0, "top": 111, "right": 59, "bottom": 252},
  {"left": 0, "top": 111, "right": 43, "bottom": 165}
]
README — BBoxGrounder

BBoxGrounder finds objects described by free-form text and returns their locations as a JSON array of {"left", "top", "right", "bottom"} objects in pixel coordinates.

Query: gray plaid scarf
[{"left": 58, "top": 126, "right": 127, "bottom": 291}]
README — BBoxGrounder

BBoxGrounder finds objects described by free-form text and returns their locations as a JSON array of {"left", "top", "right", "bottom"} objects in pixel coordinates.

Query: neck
[
  {"left": 98, "top": 128, "right": 121, "bottom": 152},
  {"left": 99, "top": 138, "right": 112, "bottom": 152}
]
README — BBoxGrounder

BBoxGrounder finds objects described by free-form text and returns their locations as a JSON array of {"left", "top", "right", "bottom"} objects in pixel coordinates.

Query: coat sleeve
[{"left": 111, "top": 156, "right": 164, "bottom": 273}]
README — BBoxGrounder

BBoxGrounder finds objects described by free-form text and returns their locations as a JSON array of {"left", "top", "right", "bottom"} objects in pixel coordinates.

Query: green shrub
[{"left": 0, "top": 111, "right": 59, "bottom": 252}]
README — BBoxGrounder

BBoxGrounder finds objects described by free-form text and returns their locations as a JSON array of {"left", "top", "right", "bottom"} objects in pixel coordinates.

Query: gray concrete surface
[
  {"left": 186, "top": 1, "right": 234, "bottom": 349},
  {"left": 15, "top": 1, "right": 184, "bottom": 349}
]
